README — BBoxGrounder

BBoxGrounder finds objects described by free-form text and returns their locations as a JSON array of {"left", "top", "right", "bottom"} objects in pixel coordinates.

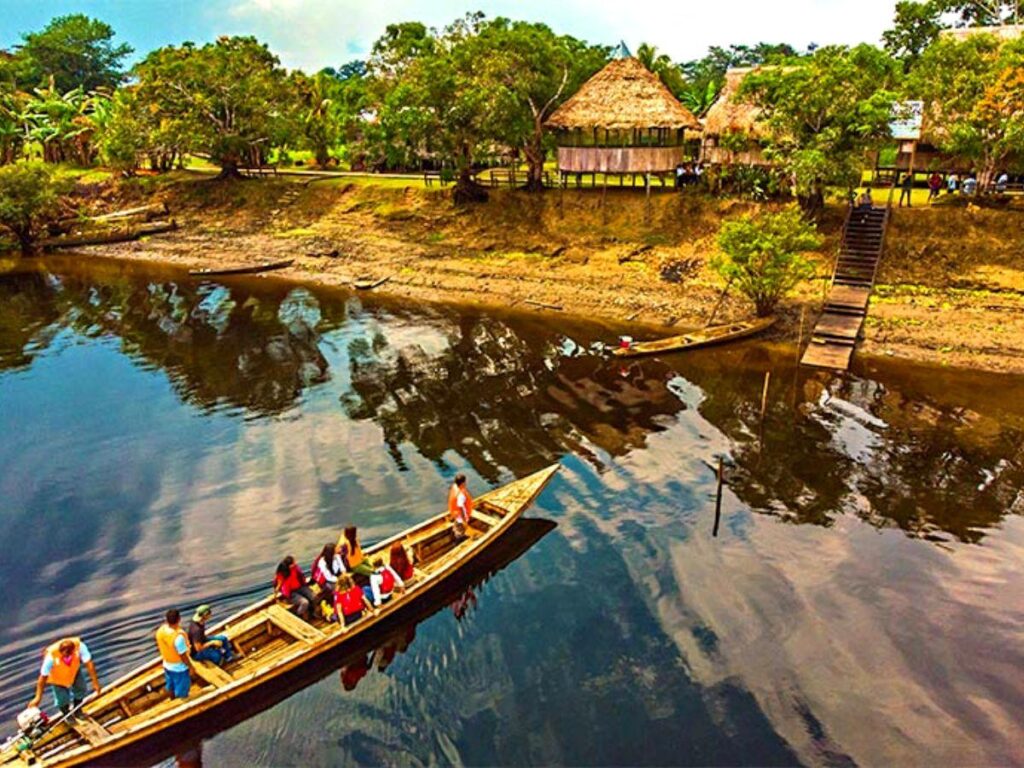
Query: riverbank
[{"left": 44, "top": 173, "right": 1024, "bottom": 374}]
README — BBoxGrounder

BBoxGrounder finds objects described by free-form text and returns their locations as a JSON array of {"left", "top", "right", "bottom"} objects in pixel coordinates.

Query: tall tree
[
  {"left": 936, "top": 0, "right": 1024, "bottom": 25},
  {"left": 883, "top": 0, "right": 946, "bottom": 68},
  {"left": 741, "top": 44, "right": 900, "bottom": 215},
  {"left": 908, "top": 34, "right": 1024, "bottom": 185},
  {"left": 17, "top": 14, "right": 132, "bottom": 92},
  {"left": 680, "top": 43, "right": 799, "bottom": 117},
  {"left": 131, "top": 36, "right": 296, "bottom": 178},
  {"left": 636, "top": 43, "right": 686, "bottom": 96}
]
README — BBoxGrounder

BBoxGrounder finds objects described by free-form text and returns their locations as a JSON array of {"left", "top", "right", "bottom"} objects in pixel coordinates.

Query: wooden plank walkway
[{"left": 801, "top": 205, "right": 890, "bottom": 370}]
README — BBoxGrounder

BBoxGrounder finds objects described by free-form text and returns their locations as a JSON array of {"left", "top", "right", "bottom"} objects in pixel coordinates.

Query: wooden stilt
[{"left": 713, "top": 457, "right": 724, "bottom": 537}]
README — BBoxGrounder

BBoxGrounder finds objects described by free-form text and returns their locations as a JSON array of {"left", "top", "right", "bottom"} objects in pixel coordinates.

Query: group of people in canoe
[{"left": 25, "top": 474, "right": 477, "bottom": 714}]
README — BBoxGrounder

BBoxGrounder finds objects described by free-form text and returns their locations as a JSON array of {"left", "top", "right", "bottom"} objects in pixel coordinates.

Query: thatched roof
[
  {"left": 701, "top": 66, "right": 794, "bottom": 138},
  {"left": 546, "top": 57, "right": 700, "bottom": 131}
]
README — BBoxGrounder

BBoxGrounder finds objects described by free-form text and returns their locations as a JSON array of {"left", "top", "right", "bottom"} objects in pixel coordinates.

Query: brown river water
[{"left": 0, "top": 255, "right": 1022, "bottom": 766}]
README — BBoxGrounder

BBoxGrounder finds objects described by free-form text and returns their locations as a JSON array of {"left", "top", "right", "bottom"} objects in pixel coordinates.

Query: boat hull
[{"left": 612, "top": 316, "right": 777, "bottom": 357}]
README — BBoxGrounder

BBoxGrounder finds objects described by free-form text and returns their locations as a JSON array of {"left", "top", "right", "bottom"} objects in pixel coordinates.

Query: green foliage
[
  {"left": 740, "top": 45, "right": 900, "bottom": 214},
  {"left": 132, "top": 36, "right": 296, "bottom": 176},
  {"left": 18, "top": 14, "right": 132, "bottom": 92},
  {"left": 883, "top": 1, "right": 945, "bottom": 68},
  {"left": 908, "top": 34, "right": 1024, "bottom": 182},
  {"left": 679, "top": 43, "right": 800, "bottom": 115},
  {"left": 636, "top": 43, "right": 686, "bottom": 96},
  {"left": 0, "top": 162, "right": 68, "bottom": 254},
  {"left": 712, "top": 208, "right": 821, "bottom": 317}
]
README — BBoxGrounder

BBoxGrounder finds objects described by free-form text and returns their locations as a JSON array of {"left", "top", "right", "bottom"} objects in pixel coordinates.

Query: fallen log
[
  {"left": 40, "top": 220, "right": 178, "bottom": 250},
  {"left": 524, "top": 299, "right": 563, "bottom": 311},
  {"left": 56, "top": 202, "right": 169, "bottom": 227}
]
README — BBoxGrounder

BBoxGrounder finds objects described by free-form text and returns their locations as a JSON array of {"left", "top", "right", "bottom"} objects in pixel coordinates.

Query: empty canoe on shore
[
  {"left": 612, "top": 316, "right": 777, "bottom": 357},
  {"left": 0, "top": 465, "right": 559, "bottom": 768},
  {"left": 188, "top": 259, "right": 294, "bottom": 277}
]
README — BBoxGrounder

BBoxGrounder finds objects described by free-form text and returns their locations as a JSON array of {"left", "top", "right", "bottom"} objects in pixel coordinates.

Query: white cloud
[{"left": 214, "top": 0, "right": 899, "bottom": 71}]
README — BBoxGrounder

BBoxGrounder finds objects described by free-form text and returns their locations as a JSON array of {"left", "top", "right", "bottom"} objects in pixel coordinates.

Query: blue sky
[{"left": 1, "top": 0, "right": 902, "bottom": 71}]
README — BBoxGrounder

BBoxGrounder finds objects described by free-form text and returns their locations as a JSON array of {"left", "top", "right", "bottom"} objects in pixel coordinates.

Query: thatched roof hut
[
  {"left": 701, "top": 68, "right": 767, "bottom": 140},
  {"left": 546, "top": 57, "right": 700, "bottom": 131}
]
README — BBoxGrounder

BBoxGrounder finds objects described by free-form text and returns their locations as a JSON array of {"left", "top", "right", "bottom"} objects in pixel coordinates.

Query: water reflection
[{"left": 1, "top": 258, "right": 1023, "bottom": 766}]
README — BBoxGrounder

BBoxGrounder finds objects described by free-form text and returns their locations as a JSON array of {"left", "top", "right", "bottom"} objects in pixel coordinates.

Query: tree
[
  {"left": 741, "top": 45, "right": 900, "bottom": 215},
  {"left": 476, "top": 19, "right": 607, "bottom": 191},
  {"left": 936, "top": 0, "right": 1023, "bottom": 25},
  {"left": 637, "top": 43, "right": 686, "bottom": 96},
  {"left": 883, "top": 0, "right": 945, "bottom": 68},
  {"left": 679, "top": 43, "right": 800, "bottom": 117},
  {"left": 292, "top": 71, "right": 346, "bottom": 167},
  {"left": 712, "top": 208, "right": 821, "bottom": 317},
  {"left": 132, "top": 36, "right": 296, "bottom": 178},
  {"left": 0, "top": 162, "right": 68, "bottom": 255},
  {"left": 17, "top": 14, "right": 132, "bottom": 92},
  {"left": 908, "top": 34, "right": 1024, "bottom": 185}
]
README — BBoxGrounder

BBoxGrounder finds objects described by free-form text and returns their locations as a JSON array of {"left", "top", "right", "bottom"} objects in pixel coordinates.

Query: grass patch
[{"left": 275, "top": 227, "right": 318, "bottom": 237}]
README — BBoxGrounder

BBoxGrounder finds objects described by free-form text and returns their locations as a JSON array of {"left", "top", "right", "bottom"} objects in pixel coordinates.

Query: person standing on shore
[
  {"left": 899, "top": 173, "right": 913, "bottom": 207},
  {"left": 28, "top": 637, "right": 102, "bottom": 714},
  {"left": 928, "top": 172, "right": 942, "bottom": 202}
]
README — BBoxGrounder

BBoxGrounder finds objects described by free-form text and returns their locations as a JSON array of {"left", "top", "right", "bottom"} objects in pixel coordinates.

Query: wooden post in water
[
  {"left": 793, "top": 307, "right": 806, "bottom": 408},
  {"left": 758, "top": 370, "right": 771, "bottom": 457},
  {"left": 713, "top": 456, "right": 724, "bottom": 537}
]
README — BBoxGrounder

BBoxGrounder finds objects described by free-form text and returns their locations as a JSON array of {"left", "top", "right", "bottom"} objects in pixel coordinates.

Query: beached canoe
[
  {"left": 188, "top": 259, "right": 294, "bottom": 277},
  {"left": 611, "top": 316, "right": 777, "bottom": 358},
  {"left": 0, "top": 465, "right": 559, "bottom": 767}
]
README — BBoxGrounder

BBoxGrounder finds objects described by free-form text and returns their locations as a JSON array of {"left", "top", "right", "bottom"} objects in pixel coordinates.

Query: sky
[{"left": 1, "top": 0, "right": 903, "bottom": 71}]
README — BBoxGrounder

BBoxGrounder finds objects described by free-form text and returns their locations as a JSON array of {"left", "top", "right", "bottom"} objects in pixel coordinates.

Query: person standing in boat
[
  {"left": 187, "top": 605, "right": 232, "bottom": 667},
  {"left": 156, "top": 609, "right": 194, "bottom": 699},
  {"left": 28, "top": 637, "right": 102, "bottom": 714},
  {"left": 273, "top": 555, "right": 319, "bottom": 621},
  {"left": 448, "top": 473, "right": 474, "bottom": 537},
  {"left": 338, "top": 527, "right": 375, "bottom": 577}
]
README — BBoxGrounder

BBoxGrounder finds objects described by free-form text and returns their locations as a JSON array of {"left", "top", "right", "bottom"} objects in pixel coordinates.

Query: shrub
[
  {"left": 0, "top": 162, "right": 68, "bottom": 255},
  {"left": 712, "top": 208, "right": 822, "bottom": 317}
]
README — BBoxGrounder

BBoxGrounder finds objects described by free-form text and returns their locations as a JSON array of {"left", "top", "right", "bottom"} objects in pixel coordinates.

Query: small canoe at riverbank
[
  {"left": 188, "top": 259, "right": 294, "bottom": 277},
  {"left": 0, "top": 465, "right": 559, "bottom": 768},
  {"left": 612, "top": 316, "right": 777, "bottom": 357}
]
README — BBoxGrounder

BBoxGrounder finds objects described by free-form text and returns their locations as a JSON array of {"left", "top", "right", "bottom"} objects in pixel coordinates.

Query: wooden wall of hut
[{"left": 556, "top": 146, "right": 686, "bottom": 174}]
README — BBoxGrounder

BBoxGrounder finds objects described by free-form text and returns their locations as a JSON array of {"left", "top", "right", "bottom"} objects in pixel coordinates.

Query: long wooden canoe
[
  {"left": 611, "top": 316, "right": 776, "bottom": 358},
  {"left": 1, "top": 465, "right": 559, "bottom": 767},
  {"left": 188, "top": 259, "right": 294, "bottom": 277}
]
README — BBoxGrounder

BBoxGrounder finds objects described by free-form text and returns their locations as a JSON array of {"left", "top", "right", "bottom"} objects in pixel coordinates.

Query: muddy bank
[{"left": 60, "top": 175, "right": 1024, "bottom": 375}]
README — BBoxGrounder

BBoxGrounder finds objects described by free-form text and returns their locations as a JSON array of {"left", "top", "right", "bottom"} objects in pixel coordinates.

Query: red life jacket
[
  {"left": 380, "top": 568, "right": 395, "bottom": 595},
  {"left": 275, "top": 564, "right": 304, "bottom": 598},
  {"left": 339, "top": 586, "right": 363, "bottom": 616}
]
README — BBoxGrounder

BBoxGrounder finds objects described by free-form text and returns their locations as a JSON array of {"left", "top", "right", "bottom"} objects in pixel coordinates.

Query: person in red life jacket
[
  {"left": 28, "top": 637, "right": 102, "bottom": 713},
  {"left": 156, "top": 609, "right": 194, "bottom": 699},
  {"left": 447, "top": 473, "right": 475, "bottom": 538},
  {"left": 274, "top": 555, "right": 319, "bottom": 621},
  {"left": 334, "top": 573, "right": 374, "bottom": 626},
  {"left": 388, "top": 541, "right": 414, "bottom": 582},
  {"left": 366, "top": 557, "right": 405, "bottom": 607}
]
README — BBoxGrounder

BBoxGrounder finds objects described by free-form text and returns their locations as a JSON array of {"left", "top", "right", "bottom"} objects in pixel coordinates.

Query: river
[{"left": 0, "top": 255, "right": 1022, "bottom": 766}]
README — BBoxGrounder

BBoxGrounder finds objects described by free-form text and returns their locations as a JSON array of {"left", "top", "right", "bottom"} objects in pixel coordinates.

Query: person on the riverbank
[
  {"left": 338, "top": 527, "right": 374, "bottom": 577},
  {"left": 274, "top": 556, "right": 319, "bottom": 621},
  {"left": 156, "top": 609, "right": 193, "bottom": 699},
  {"left": 996, "top": 171, "right": 1009, "bottom": 194},
  {"left": 928, "top": 172, "right": 942, "bottom": 202},
  {"left": 187, "top": 605, "right": 232, "bottom": 667},
  {"left": 389, "top": 541, "right": 414, "bottom": 582},
  {"left": 448, "top": 473, "right": 475, "bottom": 538},
  {"left": 963, "top": 175, "right": 978, "bottom": 196},
  {"left": 899, "top": 173, "right": 913, "bottom": 207},
  {"left": 28, "top": 637, "right": 102, "bottom": 714},
  {"left": 947, "top": 173, "right": 959, "bottom": 195},
  {"left": 335, "top": 573, "right": 374, "bottom": 626}
]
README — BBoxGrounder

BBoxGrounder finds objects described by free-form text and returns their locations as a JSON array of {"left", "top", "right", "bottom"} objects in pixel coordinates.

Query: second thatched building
[{"left": 545, "top": 55, "right": 701, "bottom": 184}]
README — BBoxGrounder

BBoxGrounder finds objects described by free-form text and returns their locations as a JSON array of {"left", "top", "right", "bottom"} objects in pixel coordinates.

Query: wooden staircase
[{"left": 800, "top": 204, "right": 889, "bottom": 370}]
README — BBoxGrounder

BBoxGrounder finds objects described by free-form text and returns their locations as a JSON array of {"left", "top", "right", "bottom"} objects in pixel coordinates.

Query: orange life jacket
[
  {"left": 156, "top": 624, "right": 188, "bottom": 666},
  {"left": 44, "top": 638, "right": 82, "bottom": 688},
  {"left": 448, "top": 483, "right": 474, "bottom": 521}
]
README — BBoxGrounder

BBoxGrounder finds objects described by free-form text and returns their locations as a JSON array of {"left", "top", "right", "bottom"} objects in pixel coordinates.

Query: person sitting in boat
[
  {"left": 28, "top": 637, "right": 102, "bottom": 714},
  {"left": 388, "top": 541, "right": 415, "bottom": 582},
  {"left": 338, "top": 526, "right": 374, "bottom": 577},
  {"left": 312, "top": 542, "right": 347, "bottom": 595},
  {"left": 274, "top": 555, "right": 319, "bottom": 621},
  {"left": 187, "top": 604, "right": 232, "bottom": 667},
  {"left": 448, "top": 473, "right": 474, "bottom": 538},
  {"left": 156, "top": 609, "right": 194, "bottom": 699},
  {"left": 334, "top": 573, "right": 375, "bottom": 626},
  {"left": 367, "top": 558, "right": 406, "bottom": 607}
]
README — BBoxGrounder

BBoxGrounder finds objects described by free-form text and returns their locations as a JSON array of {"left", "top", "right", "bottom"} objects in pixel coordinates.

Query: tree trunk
[
  {"left": 315, "top": 145, "right": 331, "bottom": 168},
  {"left": 522, "top": 119, "right": 546, "bottom": 193},
  {"left": 452, "top": 144, "right": 487, "bottom": 204},
  {"left": 15, "top": 227, "right": 35, "bottom": 257},
  {"left": 216, "top": 159, "right": 244, "bottom": 181}
]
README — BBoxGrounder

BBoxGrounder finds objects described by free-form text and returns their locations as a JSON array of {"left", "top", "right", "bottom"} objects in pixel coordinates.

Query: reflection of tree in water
[
  {"left": 685, "top": 355, "right": 1024, "bottom": 544},
  {"left": 0, "top": 271, "right": 63, "bottom": 372},
  {"left": 0, "top": 268, "right": 335, "bottom": 416},
  {"left": 340, "top": 314, "right": 689, "bottom": 482}
]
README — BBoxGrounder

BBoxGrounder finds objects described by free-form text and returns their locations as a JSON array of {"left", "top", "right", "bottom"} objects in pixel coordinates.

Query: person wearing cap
[
  {"left": 187, "top": 605, "right": 232, "bottom": 667},
  {"left": 28, "top": 637, "right": 102, "bottom": 713}
]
